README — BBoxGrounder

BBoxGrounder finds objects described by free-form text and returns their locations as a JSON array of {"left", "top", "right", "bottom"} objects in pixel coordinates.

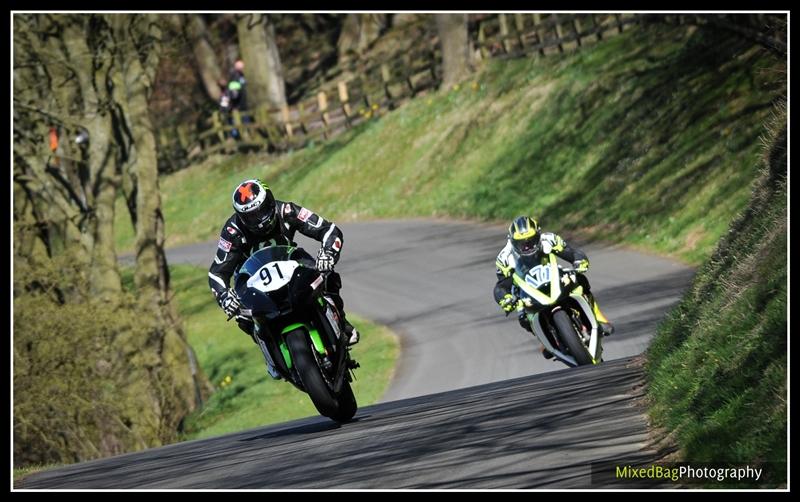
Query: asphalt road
[
  {"left": 156, "top": 219, "right": 695, "bottom": 402},
  {"left": 21, "top": 357, "right": 670, "bottom": 489},
  {"left": 24, "top": 219, "right": 694, "bottom": 489}
]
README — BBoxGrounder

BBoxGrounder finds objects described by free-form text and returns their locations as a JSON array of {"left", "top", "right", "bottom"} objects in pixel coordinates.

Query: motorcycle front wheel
[
  {"left": 285, "top": 328, "right": 357, "bottom": 423},
  {"left": 552, "top": 309, "right": 593, "bottom": 366}
]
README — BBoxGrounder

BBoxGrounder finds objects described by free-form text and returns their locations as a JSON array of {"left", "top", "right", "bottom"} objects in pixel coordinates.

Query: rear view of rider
[
  {"left": 493, "top": 216, "right": 614, "bottom": 359},
  {"left": 208, "top": 179, "right": 359, "bottom": 377}
]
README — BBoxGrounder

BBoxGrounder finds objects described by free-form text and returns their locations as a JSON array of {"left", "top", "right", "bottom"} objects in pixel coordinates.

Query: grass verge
[{"left": 13, "top": 464, "right": 62, "bottom": 488}]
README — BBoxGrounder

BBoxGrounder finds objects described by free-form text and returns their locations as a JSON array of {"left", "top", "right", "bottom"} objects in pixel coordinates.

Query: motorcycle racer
[{"left": 493, "top": 216, "right": 614, "bottom": 358}]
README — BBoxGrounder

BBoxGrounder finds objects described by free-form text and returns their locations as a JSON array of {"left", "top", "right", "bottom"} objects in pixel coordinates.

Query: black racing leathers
[{"left": 208, "top": 201, "right": 345, "bottom": 310}]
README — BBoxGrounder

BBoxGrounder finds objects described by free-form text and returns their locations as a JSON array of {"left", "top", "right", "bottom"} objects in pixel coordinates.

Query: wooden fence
[{"left": 156, "top": 12, "right": 785, "bottom": 171}]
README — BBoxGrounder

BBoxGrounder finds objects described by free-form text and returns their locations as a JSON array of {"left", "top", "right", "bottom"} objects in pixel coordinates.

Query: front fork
[
  {"left": 527, "top": 293, "right": 603, "bottom": 366},
  {"left": 252, "top": 322, "right": 285, "bottom": 380}
]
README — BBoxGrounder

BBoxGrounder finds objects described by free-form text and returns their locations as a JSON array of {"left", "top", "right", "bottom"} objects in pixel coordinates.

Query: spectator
[
  {"left": 218, "top": 78, "right": 238, "bottom": 140},
  {"left": 229, "top": 59, "right": 248, "bottom": 111}
]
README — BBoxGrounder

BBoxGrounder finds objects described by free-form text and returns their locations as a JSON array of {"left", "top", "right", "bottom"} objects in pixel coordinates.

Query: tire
[
  {"left": 552, "top": 310, "right": 593, "bottom": 366},
  {"left": 332, "top": 379, "right": 358, "bottom": 423},
  {"left": 285, "top": 328, "right": 358, "bottom": 422}
]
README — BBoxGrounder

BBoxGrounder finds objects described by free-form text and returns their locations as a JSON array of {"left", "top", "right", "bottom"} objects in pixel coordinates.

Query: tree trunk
[
  {"left": 13, "top": 13, "right": 207, "bottom": 465},
  {"left": 436, "top": 14, "right": 474, "bottom": 89},
  {"left": 337, "top": 14, "right": 388, "bottom": 65},
  {"left": 61, "top": 16, "right": 123, "bottom": 298},
  {"left": 236, "top": 14, "right": 287, "bottom": 109},
  {"left": 184, "top": 14, "right": 224, "bottom": 103},
  {"left": 112, "top": 14, "right": 207, "bottom": 412},
  {"left": 392, "top": 13, "right": 423, "bottom": 26}
]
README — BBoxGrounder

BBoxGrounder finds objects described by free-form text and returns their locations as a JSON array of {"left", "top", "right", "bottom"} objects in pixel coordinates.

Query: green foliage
[
  {"left": 166, "top": 265, "right": 399, "bottom": 439},
  {"left": 13, "top": 252, "right": 157, "bottom": 466},
  {"left": 118, "top": 24, "right": 783, "bottom": 266},
  {"left": 14, "top": 463, "right": 62, "bottom": 487},
  {"left": 645, "top": 102, "right": 786, "bottom": 487}
]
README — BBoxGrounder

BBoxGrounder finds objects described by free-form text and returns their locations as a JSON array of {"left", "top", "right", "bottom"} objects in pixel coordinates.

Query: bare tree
[
  {"left": 435, "top": 14, "right": 474, "bottom": 89},
  {"left": 183, "top": 14, "right": 224, "bottom": 102},
  {"left": 13, "top": 13, "right": 205, "bottom": 462},
  {"left": 337, "top": 14, "right": 388, "bottom": 65},
  {"left": 236, "top": 14, "right": 287, "bottom": 109}
]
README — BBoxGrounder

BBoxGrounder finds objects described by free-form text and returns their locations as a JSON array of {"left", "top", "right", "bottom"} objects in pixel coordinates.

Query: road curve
[
  {"left": 23, "top": 219, "right": 694, "bottom": 489},
  {"left": 161, "top": 219, "right": 695, "bottom": 402},
  {"left": 21, "top": 357, "right": 669, "bottom": 489}
]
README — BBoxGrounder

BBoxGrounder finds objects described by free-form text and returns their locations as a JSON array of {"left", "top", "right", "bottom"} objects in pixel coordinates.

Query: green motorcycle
[{"left": 234, "top": 245, "right": 359, "bottom": 423}]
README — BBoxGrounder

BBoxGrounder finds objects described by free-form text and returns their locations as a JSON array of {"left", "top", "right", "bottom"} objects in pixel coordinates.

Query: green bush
[{"left": 13, "top": 252, "right": 179, "bottom": 466}]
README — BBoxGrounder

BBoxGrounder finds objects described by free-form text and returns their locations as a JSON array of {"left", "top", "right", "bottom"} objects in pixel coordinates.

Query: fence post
[
  {"left": 281, "top": 104, "right": 294, "bottom": 138},
  {"left": 499, "top": 14, "right": 511, "bottom": 54},
  {"left": 176, "top": 124, "right": 189, "bottom": 152},
  {"left": 317, "top": 91, "right": 330, "bottom": 139},
  {"left": 159, "top": 128, "right": 171, "bottom": 150},
  {"left": 211, "top": 111, "right": 225, "bottom": 143},
  {"left": 429, "top": 47, "right": 439, "bottom": 84},
  {"left": 594, "top": 14, "right": 604, "bottom": 41},
  {"left": 232, "top": 109, "right": 249, "bottom": 142},
  {"left": 255, "top": 104, "right": 272, "bottom": 148},
  {"left": 553, "top": 13, "right": 564, "bottom": 53},
  {"left": 532, "top": 13, "right": 545, "bottom": 56},
  {"left": 615, "top": 13, "right": 624, "bottom": 33},
  {"left": 478, "top": 22, "right": 489, "bottom": 60},
  {"left": 381, "top": 63, "right": 395, "bottom": 109},
  {"left": 297, "top": 102, "right": 309, "bottom": 136},
  {"left": 514, "top": 14, "right": 527, "bottom": 52},
  {"left": 338, "top": 80, "right": 352, "bottom": 127},
  {"left": 572, "top": 16, "right": 583, "bottom": 47},
  {"left": 401, "top": 53, "right": 415, "bottom": 97},
  {"left": 362, "top": 87, "right": 372, "bottom": 112}
]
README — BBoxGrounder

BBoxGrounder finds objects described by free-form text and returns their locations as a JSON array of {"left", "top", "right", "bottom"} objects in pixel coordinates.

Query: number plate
[
  {"left": 247, "top": 260, "right": 299, "bottom": 293},
  {"left": 525, "top": 264, "right": 551, "bottom": 289}
]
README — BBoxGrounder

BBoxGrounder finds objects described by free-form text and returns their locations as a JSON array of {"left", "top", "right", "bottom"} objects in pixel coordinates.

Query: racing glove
[
  {"left": 499, "top": 293, "right": 518, "bottom": 313},
  {"left": 218, "top": 289, "right": 241, "bottom": 318},
  {"left": 573, "top": 259, "right": 589, "bottom": 273},
  {"left": 316, "top": 248, "right": 335, "bottom": 272}
]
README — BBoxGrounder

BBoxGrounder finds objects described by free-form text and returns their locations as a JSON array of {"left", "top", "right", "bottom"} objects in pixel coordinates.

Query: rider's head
[
  {"left": 232, "top": 179, "right": 277, "bottom": 233},
  {"left": 508, "top": 216, "right": 541, "bottom": 256}
]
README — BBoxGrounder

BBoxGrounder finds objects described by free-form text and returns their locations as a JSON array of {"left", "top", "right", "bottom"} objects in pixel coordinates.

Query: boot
[
  {"left": 343, "top": 319, "right": 360, "bottom": 346},
  {"left": 586, "top": 293, "right": 614, "bottom": 336},
  {"left": 265, "top": 362, "right": 282, "bottom": 380},
  {"left": 249, "top": 322, "right": 282, "bottom": 381},
  {"left": 325, "top": 291, "right": 359, "bottom": 346}
]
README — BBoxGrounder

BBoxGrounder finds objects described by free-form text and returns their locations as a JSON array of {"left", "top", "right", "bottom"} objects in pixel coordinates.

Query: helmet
[
  {"left": 508, "top": 216, "right": 541, "bottom": 256},
  {"left": 232, "top": 179, "right": 277, "bottom": 232}
]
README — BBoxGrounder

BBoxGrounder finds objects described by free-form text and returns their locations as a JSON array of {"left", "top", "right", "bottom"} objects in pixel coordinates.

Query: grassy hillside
[
  {"left": 644, "top": 103, "right": 786, "bottom": 487},
  {"left": 117, "top": 23, "right": 783, "bottom": 266}
]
